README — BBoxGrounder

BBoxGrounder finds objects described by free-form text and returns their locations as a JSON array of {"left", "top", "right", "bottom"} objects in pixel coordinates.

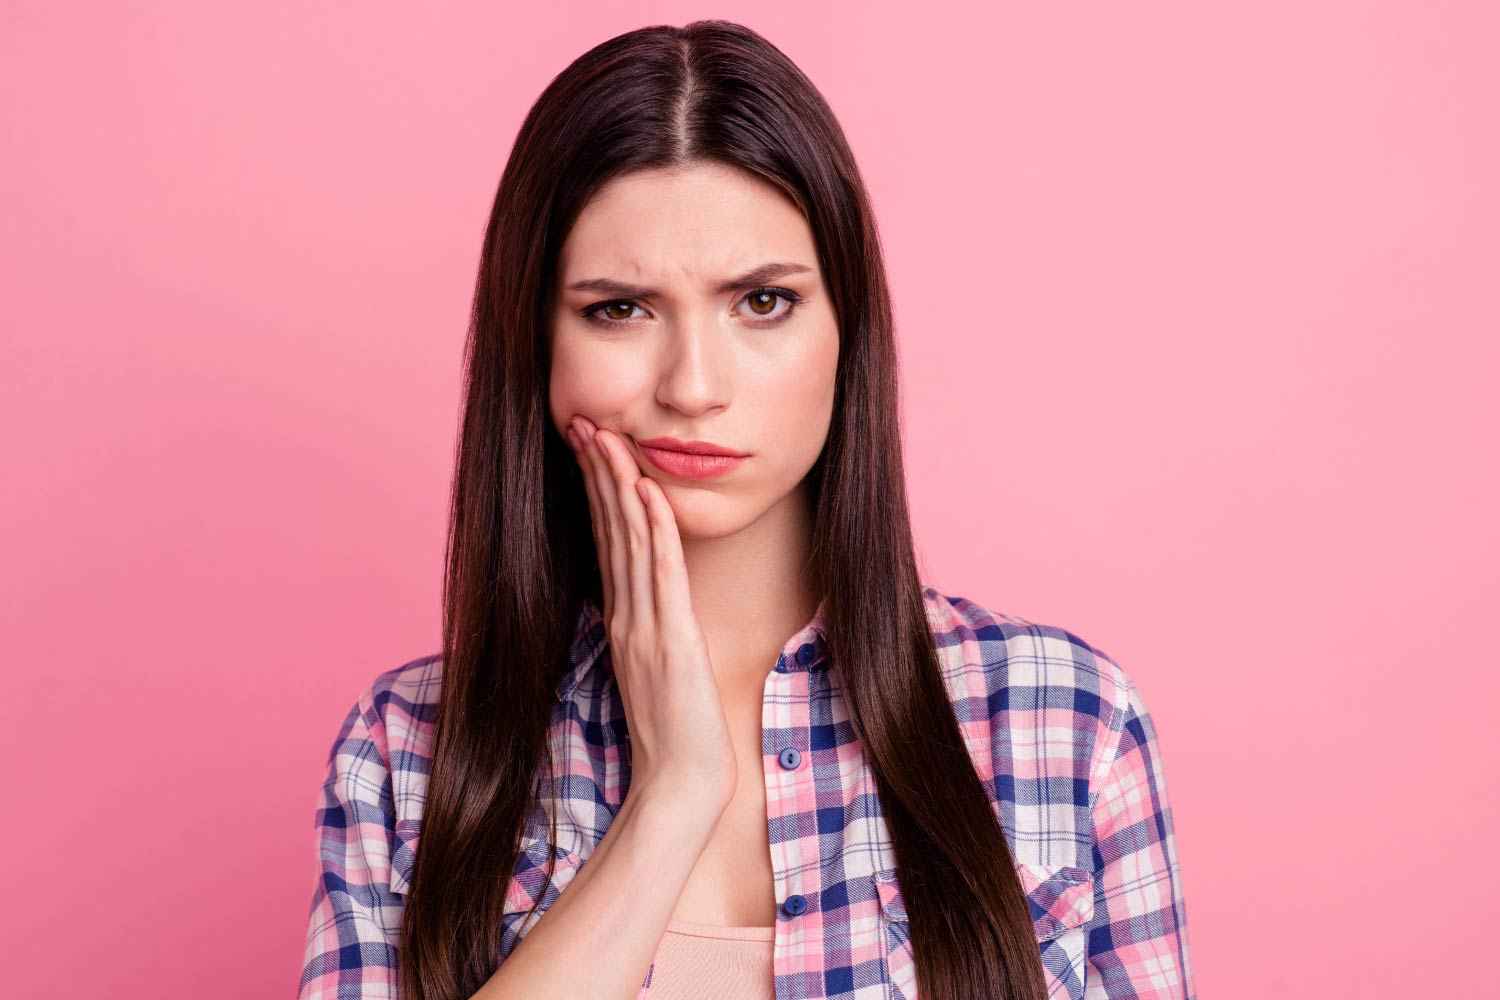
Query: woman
[{"left": 298, "top": 19, "right": 1194, "bottom": 1000}]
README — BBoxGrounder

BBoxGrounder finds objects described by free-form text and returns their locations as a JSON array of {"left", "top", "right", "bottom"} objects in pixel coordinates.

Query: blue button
[
  {"left": 783, "top": 894, "right": 807, "bottom": 916},
  {"left": 795, "top": 643, "right": 816, "bottom": 666},
  {"left": 778, "top": 747, "right": 801, "bottom": 770}
]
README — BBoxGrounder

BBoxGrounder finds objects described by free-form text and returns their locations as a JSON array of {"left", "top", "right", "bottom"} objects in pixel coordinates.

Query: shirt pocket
[{"left": 873, "top": 860, "right": 1095, "bottom": 1000}]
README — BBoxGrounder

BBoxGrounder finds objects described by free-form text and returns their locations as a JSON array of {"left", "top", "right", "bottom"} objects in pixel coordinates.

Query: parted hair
[{"left": 400, "top": 19, "right": 1049, "bottom": 1000}]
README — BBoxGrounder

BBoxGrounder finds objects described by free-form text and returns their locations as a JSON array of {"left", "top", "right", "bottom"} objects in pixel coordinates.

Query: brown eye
[
  {"left": 580, "top": 300, "right": 647, "bottom": 326},
  {"left": 735, "top": 287, "right": 804, "bottom": 325},
  {"left": 747, "top": 291, "right": 777, "bottom": 315}
]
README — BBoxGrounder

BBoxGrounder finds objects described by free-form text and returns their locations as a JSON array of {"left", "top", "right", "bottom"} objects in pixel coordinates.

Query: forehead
[{"left": 557, "top": 163, "right": 817, "bottom": 286}]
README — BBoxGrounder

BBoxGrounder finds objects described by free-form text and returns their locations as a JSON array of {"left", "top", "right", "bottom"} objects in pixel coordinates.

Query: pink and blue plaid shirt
[{"left": 298, "top": 583, "right": 1195, "bottom": 999}]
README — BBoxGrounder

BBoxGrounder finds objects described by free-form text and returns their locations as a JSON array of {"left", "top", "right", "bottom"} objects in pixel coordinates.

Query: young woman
[{"left": 298, "top": 19, "right": 1194, "bottom": 1000}]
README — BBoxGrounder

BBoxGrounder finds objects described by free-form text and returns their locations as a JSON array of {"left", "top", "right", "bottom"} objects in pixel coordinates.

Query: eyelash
[{"left": 579, "top": 287, "right": 806, "bottom": 329}]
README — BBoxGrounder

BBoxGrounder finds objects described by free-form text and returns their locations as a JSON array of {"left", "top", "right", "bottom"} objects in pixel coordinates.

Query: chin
[{"left": 657, "top": 486, "right": 762, "bottom": 541}]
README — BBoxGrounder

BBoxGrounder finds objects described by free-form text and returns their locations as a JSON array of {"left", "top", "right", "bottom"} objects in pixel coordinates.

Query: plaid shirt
[{"left": 299, "top": 583, "right": 1195, "bottom": 999}]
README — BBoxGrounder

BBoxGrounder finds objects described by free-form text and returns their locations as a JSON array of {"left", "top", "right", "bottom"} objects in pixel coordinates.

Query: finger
[
  {"left": 594, "top": 428, "right": 656, "bottom": 634},
  {"left": 583, "top": 424, "right": 632, "bottom": 626},
  {"left": 637, "top": 477, "right": 692, "bottom": 632},
  {"left": 568, "top": 423, "right": 613, "bottom": 622},
  {"left": 577, "top": 424, "right": 620, "bottom": 625},
  {"left": 569, "top": 427, "right": 633, "bottom": 717}
]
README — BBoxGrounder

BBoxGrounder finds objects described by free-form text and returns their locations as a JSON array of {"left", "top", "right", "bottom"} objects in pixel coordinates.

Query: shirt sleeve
[
  {"left": 1082, "top": 675, "right": 1196, "bottom": 999},
  {"left": 297, "top": 696, "right": 404, "bottom": 999}
]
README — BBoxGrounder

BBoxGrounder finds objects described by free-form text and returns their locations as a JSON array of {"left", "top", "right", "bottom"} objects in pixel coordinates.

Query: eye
[
  {"left": 579, "top": 287, "right": 806, "bottom": 329},
  {"left": 735, "top": 287, "right": 804, "bottom": 324},
  {"left": 581, "top": 301, "right": 647, "bottom": 325}
]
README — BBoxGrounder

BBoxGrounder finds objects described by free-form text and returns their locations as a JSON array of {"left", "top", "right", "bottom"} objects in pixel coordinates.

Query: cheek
[
  {"left": 547, "top": 366, "right": 586, "bottom": 431},
  {"left": 548, "top": 335, "right": 638, "bottom": 433},
  {"left": 750, "top": 341, "right": 838, "bottom": 477},
  {"left": 781, "top": 331, "right": 838, "bottom": 431}
]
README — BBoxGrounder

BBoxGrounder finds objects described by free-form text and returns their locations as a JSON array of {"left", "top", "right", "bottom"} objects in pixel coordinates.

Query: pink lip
[
  {"left": 635, "top": 436, "right": 747, "bottom": 457},
  {"left": 637, "top": 444, "right": 749, "bottom": 480}
]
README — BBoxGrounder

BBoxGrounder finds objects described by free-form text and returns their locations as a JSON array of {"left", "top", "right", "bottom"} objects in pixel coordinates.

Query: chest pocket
[{"left": 874, "top": 861, "right": 1095, "bottom": 1000}]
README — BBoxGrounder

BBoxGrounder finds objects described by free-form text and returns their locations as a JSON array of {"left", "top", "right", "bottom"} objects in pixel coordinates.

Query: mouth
[
  {"left": 636, "top": 443, "right": 749, "bottom": 481},
  {"left": 635, "top": 436, "right": 748, "bottom": 457}
]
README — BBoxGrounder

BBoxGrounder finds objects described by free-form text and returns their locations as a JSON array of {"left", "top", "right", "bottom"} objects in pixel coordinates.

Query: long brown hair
[{"left": 400, "top": 19, "right": 1047, "bottom": 1000}]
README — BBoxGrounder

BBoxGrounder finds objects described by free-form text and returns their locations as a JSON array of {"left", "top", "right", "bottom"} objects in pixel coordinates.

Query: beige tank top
[{"left": 646, "top": 917, "right": 777, "bottom": 999}]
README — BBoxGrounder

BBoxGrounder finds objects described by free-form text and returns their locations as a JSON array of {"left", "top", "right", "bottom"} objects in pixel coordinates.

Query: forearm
[{"left": 470, "top": 786, "right": 726, "bottom": 1000}]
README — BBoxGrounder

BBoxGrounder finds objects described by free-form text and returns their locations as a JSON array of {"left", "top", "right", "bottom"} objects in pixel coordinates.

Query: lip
[
  {"left": 635, "top": 436, "right": 748, "bottom": 457},
  {"left": 637, "top": 443, "right": 749, "bottom": 480}
]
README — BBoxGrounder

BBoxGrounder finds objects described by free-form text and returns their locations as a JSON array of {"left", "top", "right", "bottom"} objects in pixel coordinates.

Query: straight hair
[{"left": 400, "top": 19, "right": 1048, "bottom": 1000}]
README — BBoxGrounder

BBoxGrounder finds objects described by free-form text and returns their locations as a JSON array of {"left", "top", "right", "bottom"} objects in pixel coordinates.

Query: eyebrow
[{"left": 564, "top": 261, "right": 815, "bottom": 299}]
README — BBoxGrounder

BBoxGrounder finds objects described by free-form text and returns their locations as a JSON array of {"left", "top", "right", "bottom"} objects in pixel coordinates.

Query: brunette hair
[{"left": 400, "top": 19, "right": 1048, "bottom": 1000}]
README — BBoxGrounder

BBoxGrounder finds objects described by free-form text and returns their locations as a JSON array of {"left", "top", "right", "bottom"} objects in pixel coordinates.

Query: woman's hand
[{"left": 565, "top": 415, "right": 740, "bottom": 813}]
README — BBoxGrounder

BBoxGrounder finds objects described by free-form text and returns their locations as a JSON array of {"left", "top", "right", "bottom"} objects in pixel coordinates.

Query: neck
[{"left": 678, "top": 482, "right": 821, "bottom": 692}]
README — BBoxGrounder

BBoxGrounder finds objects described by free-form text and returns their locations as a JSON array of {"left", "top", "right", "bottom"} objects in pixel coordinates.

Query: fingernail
[{"left": 566, "top": 426, "right": 581, "bottom": 451}]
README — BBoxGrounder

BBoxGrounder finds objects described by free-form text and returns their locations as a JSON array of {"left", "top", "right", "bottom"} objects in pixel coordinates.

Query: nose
[{"left": 654, "top": 312, "right": 732, "bottom": 416}]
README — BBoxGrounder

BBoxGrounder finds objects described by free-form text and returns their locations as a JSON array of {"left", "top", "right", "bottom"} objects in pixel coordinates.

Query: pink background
[{"left": 3, "top": 3, "right": 1495, "bottom": 997}]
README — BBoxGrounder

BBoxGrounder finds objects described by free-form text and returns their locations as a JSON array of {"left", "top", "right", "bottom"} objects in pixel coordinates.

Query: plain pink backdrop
[{"left": 3, "top": 3, "right": 1495, "bottom": 998}]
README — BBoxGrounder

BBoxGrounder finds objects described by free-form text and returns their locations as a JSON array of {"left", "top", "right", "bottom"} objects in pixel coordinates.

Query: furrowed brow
[{"left": 565, "top": 261, "right": 814, "bottom": 299}]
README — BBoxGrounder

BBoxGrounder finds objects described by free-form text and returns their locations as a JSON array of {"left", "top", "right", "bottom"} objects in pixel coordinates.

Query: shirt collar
[{"left": 554, "top": 593, "right": 832, "bottom": 703}]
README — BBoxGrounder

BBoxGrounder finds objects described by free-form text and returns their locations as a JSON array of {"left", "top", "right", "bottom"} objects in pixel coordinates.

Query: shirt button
[
  {"left": 778, "top": 747, "right": 801, "bottom": 770},
  {"left": 795, "top": 642, "right": 815, "bottom": 666},
  {"left": 783, "top": 894, "right": 807, "bottom": 916}
]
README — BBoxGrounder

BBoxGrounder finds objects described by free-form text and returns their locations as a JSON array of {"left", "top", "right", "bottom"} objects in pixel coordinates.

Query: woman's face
[{"left": 548, "top": 162, "right": 839, "bottom": 540}]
